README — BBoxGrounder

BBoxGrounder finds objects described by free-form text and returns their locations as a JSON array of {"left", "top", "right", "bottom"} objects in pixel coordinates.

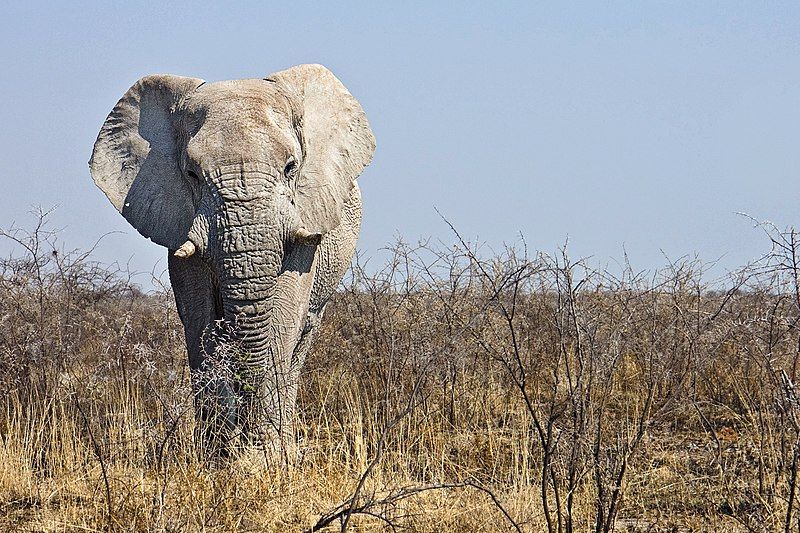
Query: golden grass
[{"left": 2, "top": 220, "right": 800, "bottom": 531}]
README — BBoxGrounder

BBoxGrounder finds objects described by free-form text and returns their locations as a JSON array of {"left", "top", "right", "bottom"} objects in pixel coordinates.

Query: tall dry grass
[{"left": 2, "top": 211, "right": 800, "bottom": 531}]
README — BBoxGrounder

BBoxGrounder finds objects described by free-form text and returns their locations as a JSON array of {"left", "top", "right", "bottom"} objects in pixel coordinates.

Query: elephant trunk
[{"left": 215, "top": 199, "right": 298, "bottom": 455}]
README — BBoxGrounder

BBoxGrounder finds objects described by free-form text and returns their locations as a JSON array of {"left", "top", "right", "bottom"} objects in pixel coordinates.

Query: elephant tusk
[
  {"left": 293, "top": 227, "right": 322, "bottom": 245},
  {"left": 174, "top": 240, "right": 196, "bottom": 258}
]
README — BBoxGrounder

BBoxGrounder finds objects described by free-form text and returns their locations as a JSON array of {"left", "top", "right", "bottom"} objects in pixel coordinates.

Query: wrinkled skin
[{"left": 89, "top": 65, "right": 375, "bottom": 460}]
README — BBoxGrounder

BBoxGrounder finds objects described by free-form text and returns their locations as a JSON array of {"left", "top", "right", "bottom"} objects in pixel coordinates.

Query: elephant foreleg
[{"left": 168, "top": 254, "right": 237, "bottom": 456}]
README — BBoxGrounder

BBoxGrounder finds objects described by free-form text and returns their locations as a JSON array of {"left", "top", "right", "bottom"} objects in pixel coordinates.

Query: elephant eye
[
  {"left": 187, "top": 170, "right": 200, "bottom": 181},
  {"left": 284, "top": 158, "right": 297, "bottom": 179}
]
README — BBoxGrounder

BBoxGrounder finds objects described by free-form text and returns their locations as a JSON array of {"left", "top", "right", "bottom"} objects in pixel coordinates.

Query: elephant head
[{"left": 89, "top": 65, "right": 375, "bottom": 457}]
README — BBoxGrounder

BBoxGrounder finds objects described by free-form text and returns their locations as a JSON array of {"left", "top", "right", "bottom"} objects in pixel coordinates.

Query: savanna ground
[{"left": 2, "top": 211, "right": 800, "bottom": 532}]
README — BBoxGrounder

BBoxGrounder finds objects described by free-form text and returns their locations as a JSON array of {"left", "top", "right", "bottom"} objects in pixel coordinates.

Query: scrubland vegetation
[{"left": 3, "top": 212, "right": 800, "bottom": 531}]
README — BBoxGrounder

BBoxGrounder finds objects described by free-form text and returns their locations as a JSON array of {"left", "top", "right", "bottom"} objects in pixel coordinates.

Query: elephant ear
[
  {"left": 89, "top": 74, "right": 205, "bottom": 250},
  {"left": 267, "top": 64, "right": 376, "bottom": 234}
]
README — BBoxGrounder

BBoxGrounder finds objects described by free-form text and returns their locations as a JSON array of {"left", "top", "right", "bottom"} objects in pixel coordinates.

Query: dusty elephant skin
[{"left": 89, "top": 64, "right": 375, "bottom": 462}]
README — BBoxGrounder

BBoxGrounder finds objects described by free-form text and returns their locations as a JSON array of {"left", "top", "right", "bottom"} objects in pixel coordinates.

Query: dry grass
[{"left": 2, "top": 213, "right": 800, "bottom": 532}]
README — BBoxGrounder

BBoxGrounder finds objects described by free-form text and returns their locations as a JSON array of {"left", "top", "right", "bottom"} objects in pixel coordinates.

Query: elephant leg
[
  {"left": 285, "top": 307, "right": 324, "bottom": 417},
  {"left": 168, "top": 254, "right": 237, "bottom": 456},
  {"left": 246, "top": 307, "right": 322, "bottom": 466}
]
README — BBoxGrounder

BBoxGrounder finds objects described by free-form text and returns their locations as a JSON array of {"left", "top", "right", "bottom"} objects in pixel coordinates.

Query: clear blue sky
[{"left": 1, "top": 1, "right": 798, "bottom": 285}]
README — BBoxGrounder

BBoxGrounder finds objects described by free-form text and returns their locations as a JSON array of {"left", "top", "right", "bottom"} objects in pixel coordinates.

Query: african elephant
[{"left": 89, "top": 64, "right": 375, "bottom": 460}]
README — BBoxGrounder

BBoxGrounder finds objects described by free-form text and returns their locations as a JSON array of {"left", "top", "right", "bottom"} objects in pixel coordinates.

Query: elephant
[{"left": 89, "top": 64, "right": 375, "bottom": 461}]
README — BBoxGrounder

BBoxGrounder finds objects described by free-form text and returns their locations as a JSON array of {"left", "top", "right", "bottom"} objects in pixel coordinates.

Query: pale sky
[{"left": 1, "top": 2, "right": 798, "bottom": 286}]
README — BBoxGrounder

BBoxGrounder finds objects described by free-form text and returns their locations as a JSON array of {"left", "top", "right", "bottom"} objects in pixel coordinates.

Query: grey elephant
[{"left": 89, "top": 64, "right": 375, "bottom": 459}]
